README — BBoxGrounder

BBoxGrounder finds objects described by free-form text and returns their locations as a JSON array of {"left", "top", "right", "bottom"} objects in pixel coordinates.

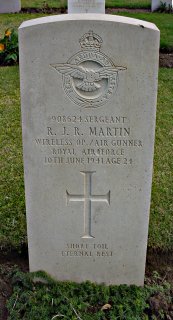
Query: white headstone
[
  {"left": 68, "top": 0, "right": 105, "bottom": 13},
  {"left": 19, "top": 14, "right": 159, "bottom": 285},
  {"left": 0, "top": 0, "right": 21, "bottom": 13},
  {"left": 152, "top": 0, "right": 173, "bottom": 11}
]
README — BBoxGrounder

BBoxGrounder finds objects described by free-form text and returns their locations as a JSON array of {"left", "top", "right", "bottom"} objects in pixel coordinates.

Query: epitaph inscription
[
  {"left": 61, "top": 242, "right": 113, "bottom": 257},
  {"left": 51, "top": 31, "right": 126, "bottom": 108},
  {"left": 66, "top": 171, "right": 110, "bottom": 238}
]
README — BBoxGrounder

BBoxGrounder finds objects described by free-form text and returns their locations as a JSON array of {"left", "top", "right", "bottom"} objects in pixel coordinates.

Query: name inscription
[{"left": 34, "top": 113, "right": 143, "bottom": 166}]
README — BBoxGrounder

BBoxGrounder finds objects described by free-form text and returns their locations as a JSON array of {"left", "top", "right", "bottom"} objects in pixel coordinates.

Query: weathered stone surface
[
  {"left": 19, "top": 14, "right": 159, "bottom": 285},
  {"left": 152, "top": 0, "right": 173, "bottom": 11},
  {"left": 68, "top": 0, "right": 105, "bottom": 13},
  {"left": 0, "top": 0, "right": 21, "bottom": 13}
]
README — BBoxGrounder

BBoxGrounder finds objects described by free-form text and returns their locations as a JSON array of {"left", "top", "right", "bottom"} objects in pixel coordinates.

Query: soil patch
[
  {"left": 20, "top": 7, "right": 152, "bottom": 14},
  {"left": 106, "top": 7, "right": 150, "bottom": 13},
  {"left": 0, "top": 249, "right": 29, "bottom": 320},
  {"left": 0, "top": 248, "right": 173, "bottom": 320},
  {"left": 160, "top": 53, "right": 173, "bottom": 68},
  {"left": 20, "top": 7, "right": 67, "bottom": 14},
  {"left": 146, "top": 248, "right": 173, "bottom": 285}
]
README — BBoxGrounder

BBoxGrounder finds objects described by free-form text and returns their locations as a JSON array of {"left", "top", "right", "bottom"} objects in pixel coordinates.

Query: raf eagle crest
[{"left": 51, "top": 31, "right": 127, "bottom": 108}]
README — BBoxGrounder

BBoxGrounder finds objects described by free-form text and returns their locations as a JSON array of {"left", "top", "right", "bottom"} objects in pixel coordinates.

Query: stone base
[
  {"left": 0, "top": 0, "right": 21, "bottom": 13},
  {"left": 152, "top": 0, "right": 173, "bottom": 11}
]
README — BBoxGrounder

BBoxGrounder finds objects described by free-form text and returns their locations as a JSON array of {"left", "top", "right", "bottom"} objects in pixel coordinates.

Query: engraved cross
[{"left": 66, "top": 171, "right": 110, "bottom": 239}]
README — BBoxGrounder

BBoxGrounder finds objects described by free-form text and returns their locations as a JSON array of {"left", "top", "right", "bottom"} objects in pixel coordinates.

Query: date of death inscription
[{"left": 34, "top": 114, "right": 143, "bottom": 166}]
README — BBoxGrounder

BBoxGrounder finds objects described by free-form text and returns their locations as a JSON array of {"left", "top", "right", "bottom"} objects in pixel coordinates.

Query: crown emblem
[
  {"left": 79, "top": 30, "right": 102, "bottom": 51},
  {"left": 51, "top": 30, "right": 127, "bottom": 108}
]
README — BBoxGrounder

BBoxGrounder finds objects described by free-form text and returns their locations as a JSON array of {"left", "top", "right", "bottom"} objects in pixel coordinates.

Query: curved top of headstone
[{"left": 19, "top": 14, "right": 159, "bottom": 32}]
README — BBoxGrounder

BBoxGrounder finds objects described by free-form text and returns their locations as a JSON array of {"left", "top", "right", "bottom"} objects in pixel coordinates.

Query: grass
[
  {"left": 21, "top": 0, "right": 151, "bottom": 9},
  {"left": 21, "top": 0, "right": 66, "bottom": 8},
  {"left": 6, "top": 269, "right": 173, "bottom": 320},
  {"left": 149, "top": 68, "right": 173, "bottom": 249},
  {"left": 0, "top": 67, "right": 26, "bottom": 248},
  {"left": 106, "top": 0, "right": 150, "bottom": 8},
  {"left": 0, "top": 13, "right": 47, "bottom": 38},
  {"left": 0, "top": 66, "right": 173, "bottom": 250},
  {"left": 116, "top": 12, "right": 173, "bottom": 51}
]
